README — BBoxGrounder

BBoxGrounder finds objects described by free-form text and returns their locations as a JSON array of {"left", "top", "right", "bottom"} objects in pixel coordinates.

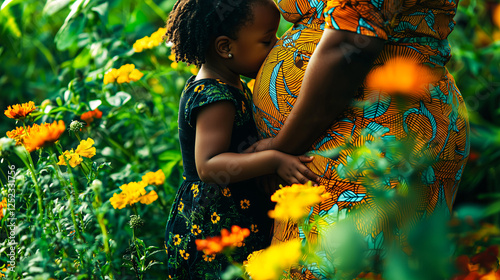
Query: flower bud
[
  {"left": 69, "top": 120, "right": 84, "bottom": 132},
  {"left": 129, "top": 215, "right": 144, "bottom": 229},
  {"left": 0, "top": 137, "right": 15, "bottom": 158}
]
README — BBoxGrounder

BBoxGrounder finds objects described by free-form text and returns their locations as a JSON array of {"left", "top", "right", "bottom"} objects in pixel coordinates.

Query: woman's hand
[{"left": 274, "top": 152, "right": 319, "bottom": 185}]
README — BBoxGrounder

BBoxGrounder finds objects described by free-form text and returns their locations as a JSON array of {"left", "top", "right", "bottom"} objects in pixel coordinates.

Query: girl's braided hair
[{"left": 165, "top": 0, "right": 263, "bottom": 66}]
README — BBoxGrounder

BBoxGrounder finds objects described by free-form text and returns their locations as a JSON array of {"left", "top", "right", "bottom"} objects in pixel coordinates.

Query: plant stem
[
  {"left": 47, "top": 147, "right": 82, "bottom": 241},
  {"left": 54, "top": 143, "right": 81, "bottom": 203}
]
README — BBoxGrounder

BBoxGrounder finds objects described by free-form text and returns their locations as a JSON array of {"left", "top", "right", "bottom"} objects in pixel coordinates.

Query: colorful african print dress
[
  {"left": 253, "top": 0, "right": 469, "bottom": 278},
  {"left": 165, "top": 77, "right": 274, "bottom": 279}
]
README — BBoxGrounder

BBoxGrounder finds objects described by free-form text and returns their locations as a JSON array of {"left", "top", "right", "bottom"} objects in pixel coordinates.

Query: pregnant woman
[{"left": 252, "top": 0, "right": 470, "bottom": 278}]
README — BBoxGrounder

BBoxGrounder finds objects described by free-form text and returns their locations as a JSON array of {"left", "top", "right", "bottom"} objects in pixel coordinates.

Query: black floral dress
[{"left": 165, "top": 77, "right": 274, "bottom": 279}]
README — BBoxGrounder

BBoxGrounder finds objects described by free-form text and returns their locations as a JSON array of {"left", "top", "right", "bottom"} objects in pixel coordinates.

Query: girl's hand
[
  {"left": 275, "top": 152, "right": 319, "bottom": 185},
  {"left": 244, "top": 138, "right": 274, "bottom": 153}
]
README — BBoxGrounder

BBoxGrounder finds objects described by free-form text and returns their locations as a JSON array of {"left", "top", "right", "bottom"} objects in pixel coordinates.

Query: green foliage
[{"left": 0, "top": 0, "right": 499, "bottom": 279}]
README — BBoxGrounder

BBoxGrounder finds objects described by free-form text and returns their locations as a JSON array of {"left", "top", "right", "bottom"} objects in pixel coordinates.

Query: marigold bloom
[
  {"left": 6, "top": 126, "right": 27, "bottom": 145},
  {"left": 103, "top": 64, "right": 143, "bottom": 85},
  {"left": 80, "top": 108, "right": 103, "bottom": 126},
  {"left": 133, "top": 27, "right": 166, "bottom": 52},
  {"left": 245, "top": 240, "right": 302, "bottom": 280},
  {"left": 75, "top": 138, "right": 96, "bottom": 158},
  {"left": 195, "top": 225, "right": 250, "bottom": 255},
  {"left": 365, "top": 57, "right": 435, "bottom": 96},
  {"left": 58, "top": 149, "right": 83, "bottom": 167},
  {"left": 142, "top": 169, "right": 165, "bottom": 185},
  {"left": 24, "top": 120, "right": 65, "bottom": 152},
  {"left": 58, "top": 138, "right": 96, "bottom": 167},
  {"left": 269, "top": 183, "right": 331, "bottom": 221},
  {"left": 4, "top": 101, "right": 36, "bottom": 119},
  {"left": 109, "top": 181, "right": 158, "bottom": 209},
  {"left": 0, "top": 198, "right": 7, "bottom": 220},
  {"left": 138, "top": 190, "right": 158, "bottom": 204}
]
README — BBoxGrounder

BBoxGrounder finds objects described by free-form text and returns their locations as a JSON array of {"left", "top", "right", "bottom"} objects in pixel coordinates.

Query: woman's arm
[
  {"left": 194, "top": 101, "right": 319, "bottom": 185},
  {"left": 262, "top": 29, "right": 385, "bottom": 155}
]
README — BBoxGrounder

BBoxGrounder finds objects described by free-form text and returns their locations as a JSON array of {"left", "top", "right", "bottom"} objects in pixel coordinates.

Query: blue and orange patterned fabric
[{"left": 253, "top": 0, "right": 469, "bottom": 278}]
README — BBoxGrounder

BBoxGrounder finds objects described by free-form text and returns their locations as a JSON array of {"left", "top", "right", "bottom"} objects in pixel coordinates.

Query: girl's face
[{"left": 229, "top": 2, "right": 280, "bottom": 78}]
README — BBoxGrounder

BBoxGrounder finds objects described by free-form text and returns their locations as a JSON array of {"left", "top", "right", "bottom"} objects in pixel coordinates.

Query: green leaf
[
  {"left": 42, "top": 0, "right": 71, "bottom": 16},
  {"left": 54, "top": 0, "right": 90, "bottom": 50},
  {"left": 0, "top": 0, "right": 22, "bottom": 10},
  {"left": 107, "top": 91, "right": 131, "bottom": 107},
  {"left": 158, "top": 150, "right": 181, "bottom": 161}
]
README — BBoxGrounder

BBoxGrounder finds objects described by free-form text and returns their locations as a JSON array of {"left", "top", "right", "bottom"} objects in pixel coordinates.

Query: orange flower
[
  {"left": 24, "top": 120, "right": 65, "bottom": 152},
  {"left": 365, "top": 57, "right": 436, "bottom": 96},
  {"left": 80, "top": 108, "right": 103, "bottom": 126},
  {"left": 142, "top": 169, "right": 165, "bottom": 185},
  {"left": 6, "top": 127, "right": 27, "bottom": 145},
  {"left": 0, "top": 198, "right": 7, "bottom": 220},
  {"left": 493, "top": 4, "right": 500, "bottom": 29},
  {"left": 195, "top": 225, "right": 250, "bottom": 255},
  {"left": 4, "top": 101, "right": 36, "bottom": 119}
]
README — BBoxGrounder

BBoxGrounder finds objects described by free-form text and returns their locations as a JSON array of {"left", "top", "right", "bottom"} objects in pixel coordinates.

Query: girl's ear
[{"left": 214, "top": 36, "right": 233, "bottom": 59}]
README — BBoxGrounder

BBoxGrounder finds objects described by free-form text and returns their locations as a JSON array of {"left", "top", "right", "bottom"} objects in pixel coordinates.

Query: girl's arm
[
  {"left": 194, "top": 101, "right": 319, "bottom": 185},
  {"left": 253, "top": 29, "right": 385, "bottom": 155}
]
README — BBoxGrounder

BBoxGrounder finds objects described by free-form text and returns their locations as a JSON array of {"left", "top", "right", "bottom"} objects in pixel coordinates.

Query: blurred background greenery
[{"left": 0, "top": 0, "right": 499, "bottom": 279}]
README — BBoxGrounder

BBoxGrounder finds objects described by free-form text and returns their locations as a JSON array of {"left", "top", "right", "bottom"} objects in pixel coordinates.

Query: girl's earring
[{"left": 228, "top": 53, "right": 233, "bottom": 59}]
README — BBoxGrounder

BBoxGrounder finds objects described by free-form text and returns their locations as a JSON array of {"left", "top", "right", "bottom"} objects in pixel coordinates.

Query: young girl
[{"left": 164, "top": 0, "right": 319, "bottom": 278}]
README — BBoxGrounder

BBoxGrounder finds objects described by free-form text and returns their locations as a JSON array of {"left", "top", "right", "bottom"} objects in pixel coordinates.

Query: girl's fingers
[
  {"left": 300, "top": 166, "right": 319, "bottom": 183},
  {"left": 298, "top": 155, "right": 314, "bottom": 163}
]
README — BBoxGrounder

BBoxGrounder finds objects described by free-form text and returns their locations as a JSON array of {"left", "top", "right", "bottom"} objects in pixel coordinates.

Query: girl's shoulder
[{"left": 182, "top": 77, "right": 243, "bottom": 127}]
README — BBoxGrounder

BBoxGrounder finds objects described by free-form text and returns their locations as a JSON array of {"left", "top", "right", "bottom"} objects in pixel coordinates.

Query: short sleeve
[
  {"left": 184, "top": 82, "right": 239, "bottom": 127},
  {"left": 323, "top": 1, "right": 395, "bottom": 40}
]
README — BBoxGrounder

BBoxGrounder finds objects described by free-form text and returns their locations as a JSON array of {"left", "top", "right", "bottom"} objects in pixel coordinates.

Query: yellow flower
[
  {"left": 168, "top": 52, "right": 175, "bottom": 61},
  {"left": 109, "top": 181, "right": 148, "bottom": 209},
  {"left": 240, "top": 199, "right": 250, "bottom": 209},
  {"left": 129, "top": 69, "right": 144, "bottom": 81},
  {"left": 178, "top": 201, "right": 184, "bottom": 212},
  {"left": 6, "top": 126, "right": 27, "bottom": 146},
  {"left": 57, "top": 149, "right": 83, "bottom": 167},
  {"left": 138, "top": 190, "right": 158, "bottom": 204},
  {"left": 133, "top": 27, "right": 166, "bottom": 52},
  {"left": 191, "top": 184, "right": 199, "bottom": 197},
  {"left": 142, "top": 169, "right": 165, "bottom": 185},
  {"left": 171, "top": 62, "right": 178, "bottom": 69},
  {"left": 190, "top": 67, "right": 199, "bottom": 75},
  {"left": 24, "top": 120, "right": 65, "bottom": 152},
  {"left": 245, "top": 240, "right": 302, "bottom": 280},
  {"left": 203, "top": 254, "right": 215, "bottom": 262},
  {"left": 109, "top": 192, "right": 127, "bottom": 209},
  {"left": 75, "top": 138, "right": 96, "bottom": 158},
  {"left": 173, "top": 234, "right": 181, "bottom": 246},
  {"left": 4, "top": 101, "right": 36, "bottom": 119},
  {"left": 191, "top": 225, "right": 201, "bottom": 236},
  {"left": 104, "top": 64, "right": 143, "bottom": 85},
  {"left": 180, "top": 249, "right": 190, "bottom": 260},
  {"left": 211, "top": 212, "right": 220, "bottom": 224},
  {"left": 269, "top": 183, "right": 331, "bottom": 221},
  {"left": 58, "top": 138, "right": 96, "bottom": 167}
]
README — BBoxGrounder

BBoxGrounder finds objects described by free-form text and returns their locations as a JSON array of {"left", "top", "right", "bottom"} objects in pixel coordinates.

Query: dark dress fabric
[{"left": 165, "top": 77, "right": 274, "bottom": 279}]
